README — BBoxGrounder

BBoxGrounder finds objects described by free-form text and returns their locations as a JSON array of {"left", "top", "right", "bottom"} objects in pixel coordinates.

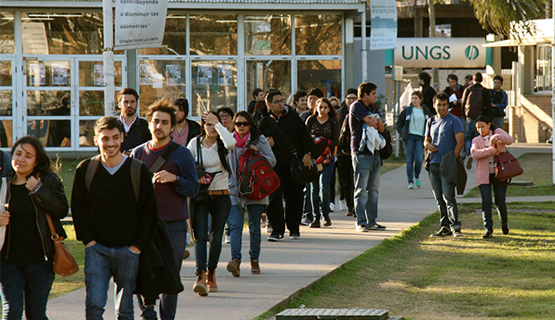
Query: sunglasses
[{"left": 234, "top": 122, "right": 250, "bottom": 127}]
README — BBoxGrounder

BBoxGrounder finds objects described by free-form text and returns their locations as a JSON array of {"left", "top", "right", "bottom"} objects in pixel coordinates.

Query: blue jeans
[
  {"left": 352, "top": 153, "right": 381, "bottom": 227},
  {"left": 404, "top": 134, "right": 424, "bottom": 184},
  {"left": 84, "top": 243, "right": 140, "bottom": 320},
  {"left": 228, "top": 204, "right": 265, "bottom": 262},
  {"left": 192, "top": 194, "right": 231, "bottom": 274},
  {"left": 0, "top": 260, "right": 54, "bottom": 320},
  {"left": 310, "top": 157, "right": 335, "bottom": 222},
  {"left": 479, "top": 174, "right": 508, "bottom": 231},
  {"left": 428, "top": 163, "right": 461, "bottom": 231},
  {"left": 139, "top": 220, "right": 187, "bottom": 320},
  {"left": 465, "top": 118, "right": 478, "bottom": 156},
  {"left": 302, "top": 183, "right": 312, "bottom": 221}
]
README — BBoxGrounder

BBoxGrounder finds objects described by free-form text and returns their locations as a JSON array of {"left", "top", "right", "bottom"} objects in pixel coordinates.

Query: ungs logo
[{"left": 465, "top": 45, "right": 479, "bottom": 60}]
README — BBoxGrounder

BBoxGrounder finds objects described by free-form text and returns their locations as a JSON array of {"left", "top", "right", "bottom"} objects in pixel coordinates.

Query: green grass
[
  {"left": 50, "top": 224, "right": 86, "bottom": 298},
  {"left": 465, "top": 153, "right": 555, "bottom": 198},
  {"left": 52, "top": 158, "right": 82, "bottom": 206},
  {"left": 257, "top": 202, "right": 555, "bottom": 320}
]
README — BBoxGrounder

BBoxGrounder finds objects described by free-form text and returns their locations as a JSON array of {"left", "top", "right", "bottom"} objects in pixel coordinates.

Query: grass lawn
[
  {"left": 464, "top": 153, "right": 555, "bottom": 198},
  {"left": 259, "top": 202, "right": 555, "bottom": 320}
]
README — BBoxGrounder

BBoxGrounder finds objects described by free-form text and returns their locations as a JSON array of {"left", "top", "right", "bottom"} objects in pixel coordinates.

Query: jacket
[
  {"left": 185, "top": 119, "right": 201, "bottom": 145},
  {"left": 121, "top": 116, "right": 152, "bottom": 153},
  {"left": 228, "top": 134, "right": 277, "bottom": 207},
  {"left": 1, "top": 170, "right": 69, "bottom": 262},
  {"left": 470, "top": 128, "right": 513, "bottom": 186},
  {"left": 440, "top": 151, "right": 467, "bottom": 195},
  {"left": 396, "top": 105, "right": 433, "bottom": 144}
]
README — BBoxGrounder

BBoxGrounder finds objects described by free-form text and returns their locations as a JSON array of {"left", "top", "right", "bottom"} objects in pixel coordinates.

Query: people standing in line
[
  {"left": 72, "top": 117, "right": 158, "bottom": 319},
  {"left": 118, "top": 88, "right": 152, "bottom": 155},
  {"left": 291, "top": 90, "right": 308, "bottom": 115},
  {"left": 418, "top": 72, "right": 437, "bottom": 115},
  {"left": 300, "top": 88, "right": 324, "bottom": 122},
  {"left": 396, "top": 91, "right": 433, "bottom": 189},
  {"left": 248, "top": 88, "right": 265, "bottom": 115},
  {"left": 0, "top": 137, "right": 67, "bottom": 320},
  {"left": 305, "top": 98, "right": 339, "bottom": 227},
  {"left": 349, "top": 82, "right": 387, "bottom": 232},
  {"left": 131, "top": 99, "right": 199, "bottom": 319},
  {"left": 470, "top": 115, "right": 513, "bottom": 239},
  {"left": 336, "top": 89, "right": 357, "bottom": 216},
  {"left": 187, "top": 112, "right": 235, "bottom": 296},
  {"left": 489, "top": 75, "right": 508, "bottom": 131},
  {"left": 172, "top": 98, "right": 201, "bottom": 147},
  {"left": 461, "top": 72, "right": 491, "bottom": 169},
  {"left": 425, "top": 93, "right": 465, "bottom": 238},
  {"left": 226, "top": 111, "right": 276, "bottom": 277},
  {"left": 443, "top": 74, "right": 465, "bottom": 124},
  {"left": 258, "top": 89, "right": 314, "bottom": 241}
]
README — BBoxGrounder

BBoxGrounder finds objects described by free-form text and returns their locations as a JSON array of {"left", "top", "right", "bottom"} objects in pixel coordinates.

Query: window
[
  {"left": 295, "top": 15, "right": 342, "bottom": 55},
  {"left": 245, "top": 15, "right": 291, "bottom": 55},
  {"left": 190, "top": 15, "right": 237, "bottom": 55},
  {"left": 535, "top": 45, "right": 551, "bottom": 92}
]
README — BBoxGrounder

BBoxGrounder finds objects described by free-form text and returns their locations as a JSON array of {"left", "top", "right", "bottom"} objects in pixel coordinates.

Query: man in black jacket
[
  {"left": 336, "top": 89, "right": 357, "bottom": 216},
  {"left": 258, "top": 89, "right": 314, "bottom": 241},
  {"left": 118, "top": 88, "right": 152, "bottom": 155}
]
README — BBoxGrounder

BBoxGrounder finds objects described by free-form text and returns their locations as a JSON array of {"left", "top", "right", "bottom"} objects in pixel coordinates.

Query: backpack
[
  {"left": 338, "top": 115, "right": 351, "bottom": 154},
  {"left": 237, "top": 142, "right": 280, "bottom": 200},
  {"left": 465, "top": 86, "right": 483, "bottom": 119},
  {"left": 85, "top": 155, "right": 142, "bottom": 202}
]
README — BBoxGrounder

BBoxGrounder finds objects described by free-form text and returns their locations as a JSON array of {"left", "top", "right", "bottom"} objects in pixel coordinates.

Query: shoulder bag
[
  {"left": 495, "top": 149, "right": 523, "bottom": 183},
  {"left": 45, "top": 213, "right": 79, "bottom": 277},
  {"left": 194, "top": 137, "right": 220, "bottom": 203}
]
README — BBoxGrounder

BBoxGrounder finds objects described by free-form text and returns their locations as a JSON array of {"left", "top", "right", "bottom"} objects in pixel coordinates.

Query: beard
[{"left": 177, "top": 117, "right": 186, "bottom": 124}]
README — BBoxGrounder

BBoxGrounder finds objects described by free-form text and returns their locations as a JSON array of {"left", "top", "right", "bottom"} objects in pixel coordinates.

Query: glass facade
[{"left": 0, "top": 10, "right": 344, "bottom": 151}]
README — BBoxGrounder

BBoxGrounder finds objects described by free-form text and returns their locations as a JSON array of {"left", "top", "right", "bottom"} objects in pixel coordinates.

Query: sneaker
[
  {"left": 415, "top": 178, "right": 422, "bottom": 188},
  {"left": 482, "top": 230, "right": 493, "bottom": 239},
  {"left": 224, "top": 235, "right": 230, "bottom": 244},
  {"left": 501, "top": 224, "right": 510, "bottom": 235},
  {"left": 329, "top": 202, "right": 335, "bottom": 212},
  {"left": 466, "top": 156, "right": 473, "bottom": 170},
  {"left": 339, "top": 199, "right": 347, "bottom": 211},
  {"left": 290, "top": 233, "right": 300, "bottom": 240},
  {"left": 408, "top": 183, "right": 415, "bottom": 189},
  {"left": 267, "top": 233, "right": 284, "bottom": 242},
  {"left": 260, "top": 213, "right": 269, "bottom": 229},
  {"left": 453, "top": 230, "right": 463, "bottom": 238},
  {"left": 265, "top": 224, "right": 273, "bottom": 233},
  {"left": 366, "top": 224, "right": 386, "bottom": 230},
  {"left": 226, "top": 259, "right": 241, "bottom": 278},
  {"left": 309, "top": 220, "right": 321, "bottom": 228},
  {"left": 323, "top": 219, "right": 332, "bottom": 227},
  {"left": 300, "top": 218, "right": 311, "bottom": 226},
  {"left": 346, "top": 210, "right": 355, "bottom": 217},
  {"left": 250, "top": 260, "right": 261, "bottom": 274},
  {"left": 355, "top": 225, "right": 368, "bottom": 232},
  {"left": 430, "top": 227, "right": 452, "bottom": 238}
]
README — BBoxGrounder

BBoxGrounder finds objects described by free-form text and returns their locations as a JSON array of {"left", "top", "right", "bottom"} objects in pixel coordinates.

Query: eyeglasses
[
  {"left": 271, "top": 99, "right": 284, "bottom": 104},
  {"left": 346, "top": 96, "right": 357, "bottom": 100},
  {"left": 219, "top": 114, "right": 231, "bottom": 120},
  {"left": 235, "top": 122, "right": 250, "bottom": 127}
]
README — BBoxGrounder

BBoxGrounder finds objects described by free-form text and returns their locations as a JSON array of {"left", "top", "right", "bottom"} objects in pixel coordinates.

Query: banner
[
  {"left": 394, "top": 38, "right": 486, "bottom": 68},
  {"left": 115, "top": 0, "right": 168, "bottom": 50},
  {"left": 370, "top": 0, "right": 397, "bottom": 50}
]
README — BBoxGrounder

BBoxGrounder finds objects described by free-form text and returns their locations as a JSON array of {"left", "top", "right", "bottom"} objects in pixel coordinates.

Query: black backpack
[{"left": 338, "top": 115, "right": 351, "bottom": 155}]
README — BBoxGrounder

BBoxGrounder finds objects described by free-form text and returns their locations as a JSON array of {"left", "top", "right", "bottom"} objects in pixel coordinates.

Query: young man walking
[
  {"left": 349, "top": 82, "right": 386, "bottom": 232},
  {"left": 132, "top": 99, "right": 199, "bottom": 320},
  {"left": 72, "top": 117, "right": 158, "bottom": 320}
]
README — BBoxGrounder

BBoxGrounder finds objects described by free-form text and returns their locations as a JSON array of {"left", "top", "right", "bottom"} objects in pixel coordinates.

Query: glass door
[{"left": 0, "top": 59, "right": 15, "bottom": 148}]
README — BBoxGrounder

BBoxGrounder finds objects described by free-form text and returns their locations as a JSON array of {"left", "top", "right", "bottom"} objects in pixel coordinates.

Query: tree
[{"left": 472, "top": 0, "right": 550, "bottom": 38}]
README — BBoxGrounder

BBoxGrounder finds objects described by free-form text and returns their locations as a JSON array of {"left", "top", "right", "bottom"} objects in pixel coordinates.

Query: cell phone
[{"left": 204, "top": 174, "right": 212, "bottom": 184}]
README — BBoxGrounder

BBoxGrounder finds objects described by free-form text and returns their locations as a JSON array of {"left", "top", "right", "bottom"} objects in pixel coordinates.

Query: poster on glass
[
  {"left": 29, "top": 63, "right": 46, "bottom": 86},
  {"left": 197, "top": 64, "right": 212, "bottom": 85},
  {"left": 52, "top": 63, "right": 68, "bottom": 85},
  {"left": 94, "top": 64, "right": 104, "bottom": 86},
  {"left": 218, "top": 65, "right": 233, "bottom": 86},
  {"left": 166, "top": 64, "right": 182, "bottom": 86}
]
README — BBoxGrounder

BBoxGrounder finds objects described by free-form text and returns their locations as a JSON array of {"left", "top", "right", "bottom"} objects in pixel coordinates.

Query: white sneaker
[
  {"left": 265, "top": 224, "right": 273, "bottom": 233},
  {"left": 355, "top": 225, "right": 368, "bottom": 232},
  {"left": 225, "top": 235, "right": 230, "bottom": 244},
  {"left": 339, "top": 199, "right": 347, "bottom": 211},
  {"left": 329, "top": 202, "right": 335, "bottom": 212}
]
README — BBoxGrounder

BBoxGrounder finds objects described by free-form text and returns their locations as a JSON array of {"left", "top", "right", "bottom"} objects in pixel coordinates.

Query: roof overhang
[{"left": 483, "top": 38, "right": 553, "bottom": 47}]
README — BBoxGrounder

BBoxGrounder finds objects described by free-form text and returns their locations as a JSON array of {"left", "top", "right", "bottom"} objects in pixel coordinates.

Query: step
[
  {"left": 510, "top": 180, "right": 533, "bottom": 186},
  {"left": 276, "top": 308, "right": 403, "bottom": 320}
]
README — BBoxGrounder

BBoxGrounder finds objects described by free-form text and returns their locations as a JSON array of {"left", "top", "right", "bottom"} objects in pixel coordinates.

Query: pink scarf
[{"left": 234, "top": 131, "right": 250, "bottom": 149}]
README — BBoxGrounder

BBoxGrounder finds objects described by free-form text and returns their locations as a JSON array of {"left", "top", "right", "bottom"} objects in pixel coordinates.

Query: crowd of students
[{"left": 0, "top": 74, "right": 513, "bottom": 319}]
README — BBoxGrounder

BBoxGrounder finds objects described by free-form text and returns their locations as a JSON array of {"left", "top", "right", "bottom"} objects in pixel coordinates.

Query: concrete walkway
[{"left": 46, "top": 143, "right": 554, "bottom": 319}]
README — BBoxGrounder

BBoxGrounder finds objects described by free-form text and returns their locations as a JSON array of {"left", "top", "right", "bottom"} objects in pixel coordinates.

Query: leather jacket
[{"left": 1, "top": 170, "right": 69, "bottom": 262}]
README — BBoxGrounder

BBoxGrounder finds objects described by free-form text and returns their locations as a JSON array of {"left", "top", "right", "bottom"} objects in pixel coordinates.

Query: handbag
[
  {"left": 290, "top": 155, "right": 319, "bottom": 184},
  {"left": 495, "top": 149, "right": 523, "bottom": 182},
  {"left": 45, "top": 213, "right": 79, "bottom": 277}
]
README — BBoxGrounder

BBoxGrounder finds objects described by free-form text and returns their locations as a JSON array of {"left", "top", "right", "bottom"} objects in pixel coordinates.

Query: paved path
[{"left": 47, "top": 143, "right": 554, "bottom": 319}]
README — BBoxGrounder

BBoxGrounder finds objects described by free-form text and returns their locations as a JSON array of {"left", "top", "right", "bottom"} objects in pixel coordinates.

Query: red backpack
[{"left": 237, "top": 146, "right": 280, "bottom": 200}]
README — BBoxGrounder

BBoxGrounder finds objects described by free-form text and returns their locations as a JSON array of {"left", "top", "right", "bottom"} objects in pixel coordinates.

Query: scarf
[{"left": 234, "top": 131, "right": 250, "bottom": 149}]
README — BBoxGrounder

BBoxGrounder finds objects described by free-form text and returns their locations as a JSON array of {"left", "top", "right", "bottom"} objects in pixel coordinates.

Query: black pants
[
  {"left": 336, "top": 155, "right": 354, "bottom": 211},
  {"left": 267, "top": 166, "right": 304, "bottom": 236}
]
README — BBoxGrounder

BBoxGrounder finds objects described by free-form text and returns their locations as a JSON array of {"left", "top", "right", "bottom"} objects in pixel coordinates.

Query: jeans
[
  {"left": 310, "top": 157, "right": 335, "bottom": 222},
  {"left": 465, "top": 118, "right": 478, "bottom": 156},
  {"left": 491, "top": 116, "right": 504, "bottom": 132},
  {"left": 84, "top": 243, "right": 140, "bottom": 320},
  {"left": 479, "top": 174, "right": 508, "bottom": 232},
  {"left": 0, "top": 260, "right": 54, "bottom": 320},
  {"left": 404, "top": 134, "right": 424, "bottom": 184},
  {"left": 266, "top": 166, "right": 304, "bottom": 236},
  {"left": 428, "top": 163, "right": 461, "bottom": 231},
  {"left": 352, "top": 153, "right": 381, "bottom": 227},
  {"left": 228, "top": 204, "right": 265, "bottom": 262},
  {"left": 337, "top": 155, "right": 354, "bottom": 211},
  {"left": 192, "top": 194, "right": 231, "bottom": 273},
  {"left": 302, "top": 183, "right": 313, "bottom": 222},
  {"left": 139, "top": 220, "right": 187, "bottom": 320}
]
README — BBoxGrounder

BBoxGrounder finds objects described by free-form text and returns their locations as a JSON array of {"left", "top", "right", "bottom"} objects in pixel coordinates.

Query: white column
[{"left": 103, "top": 0, "right": 116, "bottom": 116}]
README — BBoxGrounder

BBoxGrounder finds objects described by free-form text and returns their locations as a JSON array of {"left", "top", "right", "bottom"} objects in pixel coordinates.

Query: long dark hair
[
  {"left": 476, "top": 115, "right": 496, "bottom": 132},
  {"left": 233, "top": 111, "right": 262, "bottom": 141},
  {"left": 200, "top": 112, "right": 231, "bottom": 173},
  {"left": 317, "top": 97, "right": 338, "bottom": 119},
  {"left": 11, "top": 136, "right": 51, "bottom": 175}
]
